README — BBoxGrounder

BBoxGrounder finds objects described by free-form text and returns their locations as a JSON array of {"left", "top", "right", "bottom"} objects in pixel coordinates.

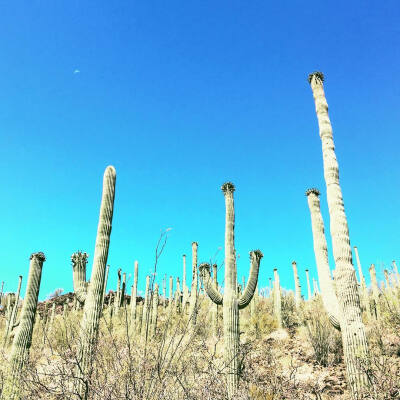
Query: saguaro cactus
[
  {"left": 3, "top": 275, "right": 23, "bottom": 347},
  {"left": 182, "top": 254, "right": 189, "bottom": 312},
  {"left": 175, "top": 277, "right": 182, "bottom": 314},
  {"left": 141, "top": 275, "right": 151, "bottom": 337},
  {"left": 131, "top": 261, "right": 138, "bottom": 330},
  {"left": 114, "top": 268, "right": 122, "bottom": 314},
  {"left": 1, "top": 252, "right": 46, "bottom": 400},
  {"left": 273, "top": 268, "right": 282, "bottom": 328},
  {"left": 292, "top": 261, "right": 302, "bottom": 308},
  {"left": 305, "top": 188, "right": 340, "bottom": 328},
  {"left": 200, "top": 182, "right": 263, "bottom": 398},
  {"left": 168, "top": 276, "right": 173, "bottom": 312},
  {"left": 308, "top": 72, "right": 370, "bottom": 398},
  {"left": 74, "top": 165, "right": 116, "bottom": 399},
  {"left": 151, "top": 283, "right": 159, "bottom": 337},
  {"left": 72, "top": 252, "right": 89, "bottom": 305},
  {"left": 369, "top": 264, "right": 381, "bottom": 319},
  {"left": 188, "top": 242, "right": 198, "bottom": 325},
  {"left": 353, "top": 247, "right": 371, "bottom": 319},
  {"left": 305, "top": 269, "right": 312, "bottom": 300},
  {"left": 211, "top": 264, "right": 219, "bottom": 334}
]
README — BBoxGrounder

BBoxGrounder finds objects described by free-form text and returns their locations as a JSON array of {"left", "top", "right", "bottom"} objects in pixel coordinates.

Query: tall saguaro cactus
[
  {"left": 1, "top": 252, "right": 46, "bottom": 400},
  {"left": 305, "top": 188, "right": 340, "bottom": 328},
  {"left": 309, "top": 72, "right": 370, "bottom": 398},
  {"left": 188, "top": 242, "right": 198, "bottom": 326},
  {"left": 74, "top": 166, "right": 116, "bottom": 399},
  {"left": 211, "top": 264, "right": 219, "bottom": 334},
  {"left": 72, "top": 251, "right": 89, "bottom": 305},
  {"left": 200, "top": 182, "right": 263, "bottom": 399}
]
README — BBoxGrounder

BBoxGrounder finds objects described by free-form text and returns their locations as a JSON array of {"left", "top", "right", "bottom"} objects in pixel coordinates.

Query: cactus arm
[
  {"left": 199, "top": 263, "right": 223, "bottom": 305},
  {"left": 238, "top": 250, "right": 263, "bottom": 309}
]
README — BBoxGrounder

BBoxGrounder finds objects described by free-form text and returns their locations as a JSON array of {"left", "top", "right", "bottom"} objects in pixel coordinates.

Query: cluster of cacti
[
  {"left": 200, "top": 182, "right": 263, "bottom": 399},
  {"left": 3, "top": 72, "right": 399, "bottom": 400}
]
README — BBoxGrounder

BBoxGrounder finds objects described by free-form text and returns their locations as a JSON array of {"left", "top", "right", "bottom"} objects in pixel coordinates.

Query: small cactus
[
  {"left": 3, "top": 275, "right": 23, "bottom": 347},
  {"left": 291, "top": 261, "right": 302, "bottom": 308},
  {"left": 130, "top": 261, "right": 138, "bottom": 330},
  {"left": 71, "top": 251, "right": 89, "bottom": 305},
  {"left": 150, "top": 283, "right": 159, "bottom": 337},
  {"left": 141, "top": 275, "right": 151, "bottom": 338}
]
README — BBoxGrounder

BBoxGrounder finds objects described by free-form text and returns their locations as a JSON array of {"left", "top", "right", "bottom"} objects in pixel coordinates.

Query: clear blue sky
[{"left": 1, "top": 1, "right": 399, "bottom": 300}]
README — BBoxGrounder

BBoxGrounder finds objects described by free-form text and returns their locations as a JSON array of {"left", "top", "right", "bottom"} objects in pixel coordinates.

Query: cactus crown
[
  {"left": 30, "top": 252, "right": 46, "bottom": 262},
  {"left": 221, "top": 182, "right": 235, "bottom": 194},
  {"left": 305, "top": 188, "right": 320, "bottom": 197},
  {"left": 71, "top": 251, "right": 89, "bottom": 264},
  {"left": 198, "top": 263, "right": 211, "bottom": 274},
  {"left": 251, "top": 250, "right": 264, "bottom": 260},
  {"left": 308, "top": 71, "right": 324, "bottom": 84}
]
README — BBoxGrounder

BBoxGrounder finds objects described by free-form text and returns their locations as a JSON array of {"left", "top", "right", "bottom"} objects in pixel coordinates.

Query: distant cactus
[
  {"left": 168, "top": 276, "right": 173, "bottom": 312},
  {"left": 74, "top": 165, "right": 116, "bottom": 399},
  {"left": 188, "top": 242, "right": 198, "bottom": 326},
  {"left": 175, "top": 277, "right": 182, "bottom": 314},
  {"left": 150, "top": 283, "right": 159, "bottom": 337},
  {"left": 211, "top": 264, "right": 219, "bottom": 335},
  {"left": 3, "top": 275, "right": 22, "bottom": 347},
  {"left": 292, "top": 261, "right": 302, "bottom": 308},
  {"left": 71, "top": 251, "right": 89, "bottom": 305},
  {"left": 131, "top": 261, "right": 138, "bottom": 330},
  {"left": 141, "top": 275, "right": 151, "bottom": 338},
  {"left": 114, "top": 268, "right": 122, "bottom": 315},
  {"left": 1, "top": 252, "right": 46, "bottom": 400},
  {"left": 353, "top": 247, "right": 371, "bottom": 319},
  {"left": 182, "top": 254, "right": 189, "bottom": 312},
  {"left": 273, "top": 268, "right": 282, "bottom": 328},
  {"left": 200, "top": 182, "right": 263, "bottom": 399},
  {"left": 102, "top": 264, "right": 110, "bottom": 309},
  {"left": 305, "top": 269, "right": 312, "bottom": 300},
  {"left": 309, "top": 72, "right": 370, "bottom": 398},
  {"left": 392, "top": 260, "right": 399, "bottom": 287},
  {"left": 369, "top": 264, "right": 381, "bottom": 319}
]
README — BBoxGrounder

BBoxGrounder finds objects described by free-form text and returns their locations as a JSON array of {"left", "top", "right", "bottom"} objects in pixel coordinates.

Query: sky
[{"left": 0, "top": 1, "right": 399, "bottom": 300}]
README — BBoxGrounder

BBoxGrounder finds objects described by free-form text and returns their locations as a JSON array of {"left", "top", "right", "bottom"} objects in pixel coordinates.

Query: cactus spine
[
  {"left": 188, "top": 242, "right": 198, "bottom": 326},
  {"left": 74, "top": 165, "right": 116, "bottom": 399},
  {"left": 305, "top": 269, "right": 312, "bottom": 300},
  {"left": 1, "top": 252, "right": 46, "bottom": 400},
  {"left": 200, "top": 182, "right": 263, "bottom": 398},
  {"left": 273, "top": 268, "right": 282, "bottom": 328},
  {"left": 309, "top": 72, "right": 370, "bottom": 398},
  {"left": 3, "top": 275, "right": 23, "bottom": 347},
  {"left": 305, "top": 188, "right": 341, "bottom": 328},
  {"left": 292, "top": 261, "right": 302, "bottom": 308}
]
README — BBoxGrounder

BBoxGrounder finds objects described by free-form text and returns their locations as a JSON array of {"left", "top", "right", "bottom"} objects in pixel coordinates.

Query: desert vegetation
[{"left": 0, "top": 73, "right": 399, "bottom": 400}]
